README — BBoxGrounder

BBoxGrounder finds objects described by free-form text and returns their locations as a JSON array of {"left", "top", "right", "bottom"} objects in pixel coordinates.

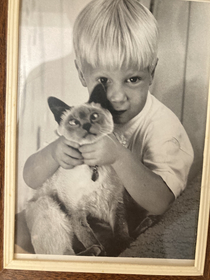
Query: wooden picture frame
[{"left": 1, "top": 0, "right": 210, "bottom": 279}]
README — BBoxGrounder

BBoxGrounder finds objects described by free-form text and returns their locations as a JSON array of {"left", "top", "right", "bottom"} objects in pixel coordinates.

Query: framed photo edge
[{"left": 2, "top": 0, "right": 210, "bottom": 277}]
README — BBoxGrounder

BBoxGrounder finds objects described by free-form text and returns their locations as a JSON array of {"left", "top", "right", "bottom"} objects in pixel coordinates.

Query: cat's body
[{"left": 25, "top": 85, "right": 131, "bottom": 256}]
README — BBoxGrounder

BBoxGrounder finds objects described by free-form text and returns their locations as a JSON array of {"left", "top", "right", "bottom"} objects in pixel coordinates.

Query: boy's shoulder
[
  {"left": 130, "top": 92, "right": 182, "bottom": 132},
  {"left": 134, "top": 93, "right": 193, "bottom": 155},
  {"left": 145, "top": 93, "right": 188, "bottom": 139},
  {"left": 147, "top": 92, "right": 179, "bottom": 122},
  {"left": 118, "top": 92, "right": 184, "bottom": 139},
  {"left": 124, "top": 92, "right": 192, "bottom": 151}
]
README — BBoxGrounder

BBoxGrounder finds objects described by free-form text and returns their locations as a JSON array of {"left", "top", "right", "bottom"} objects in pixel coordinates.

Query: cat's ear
[
  {"left": 88, "top": 84, "right": 110, "bottom": 109},
  {"left": 48, "top": 97, "right": 71, "bottom": 124}
]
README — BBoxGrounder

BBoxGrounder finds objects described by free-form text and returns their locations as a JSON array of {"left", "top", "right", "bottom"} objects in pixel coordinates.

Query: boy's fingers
[
  {"left": 62, "top": 154, "right": 83, "bottom": 166},
  {"left": 79, "top": 144, "right": 96, "bottom": 153},
  {"left": 82, "top": 152, "right": 96, "bottom": 160},
  {"left": 60, "top": 163, "right": 74, "bottom": 169},
  {"left": 64, "top": 147, "right": 83, "bottom": 159},
  {"left": 64, "top": 138, "right": 80, "bottom": 149},
  {"left": 83, "top": 159, "right": 98, "bottom": 166}
]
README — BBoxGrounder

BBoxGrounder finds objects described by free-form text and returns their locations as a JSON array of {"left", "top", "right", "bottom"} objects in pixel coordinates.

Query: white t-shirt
[{"left": 114, "top": 92, "right": 194, "bottom": 198}]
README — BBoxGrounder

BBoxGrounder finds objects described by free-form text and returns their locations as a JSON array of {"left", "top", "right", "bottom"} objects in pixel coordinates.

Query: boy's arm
[
  {"left": 112, "top": 145, "right": 175, "bottom": 215},
  {"left": 23, "top": 136, "right": 83, "bottom": 189},
  {"left": 79, "top": 135, "right": 175, "bottom": 216}
]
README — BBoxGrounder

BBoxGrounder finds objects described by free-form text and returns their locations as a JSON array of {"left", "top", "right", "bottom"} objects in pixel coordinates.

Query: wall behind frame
[
  {"left": 151, "top": 0, "right": 210, "bottom": 180},
  {"left": 17, "top": 0, "right": 210, "bottom": 212}
]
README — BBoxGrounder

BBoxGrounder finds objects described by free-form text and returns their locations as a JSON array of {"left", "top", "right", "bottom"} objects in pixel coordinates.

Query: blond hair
[{"left": 73, "top": 0, "right": 158, "bottom": 72}]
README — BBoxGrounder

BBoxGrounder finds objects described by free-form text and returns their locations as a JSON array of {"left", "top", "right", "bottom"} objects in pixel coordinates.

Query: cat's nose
[{"left": 82, "top": 123, "right": 91, "bottom": 132}]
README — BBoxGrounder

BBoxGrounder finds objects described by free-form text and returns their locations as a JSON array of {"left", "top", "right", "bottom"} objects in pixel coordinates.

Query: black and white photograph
[{"left": 4, "top": 0, "right": 210, "bottom": 274}]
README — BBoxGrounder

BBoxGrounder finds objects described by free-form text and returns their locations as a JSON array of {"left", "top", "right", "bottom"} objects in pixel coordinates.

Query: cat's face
[
  {"left": 57, "top": 103, "right": 113, "bottom": 145},
  {"left": 48, "top": 84, "right": 114, "bottom": 144}
]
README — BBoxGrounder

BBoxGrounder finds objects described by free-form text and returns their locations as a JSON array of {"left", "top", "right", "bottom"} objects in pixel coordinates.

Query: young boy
[{"left": 23, "top": 0, "right": 193, "bottom": 242}]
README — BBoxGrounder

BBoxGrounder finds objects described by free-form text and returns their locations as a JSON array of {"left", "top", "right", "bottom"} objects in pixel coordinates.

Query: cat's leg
[
  {"left": 72, "top": 211, "right": 105, "bottom": 256},
  {"left": 77, "top": 245, "right": 103, "bottom": 256},
  {"left": 108, "top": 201, "right": 133, "bottom": 256},
  {"left": 25, "top": 195, "right": 74, "bottom": 255}
]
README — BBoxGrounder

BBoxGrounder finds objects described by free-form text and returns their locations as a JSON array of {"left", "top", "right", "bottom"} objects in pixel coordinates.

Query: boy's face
[{"left": 77, "top": 62, "right": 154, "bottom": 125}]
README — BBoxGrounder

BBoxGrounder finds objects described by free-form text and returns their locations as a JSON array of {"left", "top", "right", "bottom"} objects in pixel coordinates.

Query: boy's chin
[
  {"left": 112, "top": 110, "right": 140, "bottom": 125},
  {"left": 112, "top": 112, "right": 130, "bottom": 125}
]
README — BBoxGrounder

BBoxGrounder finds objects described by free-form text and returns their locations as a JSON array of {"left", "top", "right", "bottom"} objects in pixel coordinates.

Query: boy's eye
[
  {"left": 90, "top": 112, "right": 99, "bottom": 122},
  {"left": 127, "top": 76, "right": 141, "bottom": 83},
  {"left": 69, "top": 119, "right": 80, "bottom": 126},
  {"left": 98, "top": 77, "right": 108, "bottom": 85}
]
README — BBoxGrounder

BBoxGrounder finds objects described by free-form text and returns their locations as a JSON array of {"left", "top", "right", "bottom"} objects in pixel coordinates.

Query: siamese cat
[{"left": 25, "top": 84, "right": 132, "bottom": 256}]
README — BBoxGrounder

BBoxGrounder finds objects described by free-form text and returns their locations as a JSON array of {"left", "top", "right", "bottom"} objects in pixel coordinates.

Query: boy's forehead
[{"left": 82, "top": 61, "right": 149, "bottom": 76}]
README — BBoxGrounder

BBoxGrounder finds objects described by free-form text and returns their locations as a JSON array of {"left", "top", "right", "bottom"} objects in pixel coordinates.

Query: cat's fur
[{"left": 25, "top": 84, "right": 132, "bottom": 256}]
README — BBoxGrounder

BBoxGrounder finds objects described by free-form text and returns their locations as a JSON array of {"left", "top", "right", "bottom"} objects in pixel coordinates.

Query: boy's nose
[{"left": 107, "top": 86, "right": 126, "bottom": 103}]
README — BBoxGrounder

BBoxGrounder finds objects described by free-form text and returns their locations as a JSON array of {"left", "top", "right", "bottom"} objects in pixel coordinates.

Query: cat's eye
[
  {"left": 90, "top": 112, "right": 99, "bottom": 122},
  {"left": 68, "top": 119, "right": 80, "bottom": 126}
]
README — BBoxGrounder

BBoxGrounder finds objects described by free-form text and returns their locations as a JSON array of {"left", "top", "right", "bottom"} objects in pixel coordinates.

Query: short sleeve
[{"left": 143, "top": 137, "right": 194, "bottom": 198}]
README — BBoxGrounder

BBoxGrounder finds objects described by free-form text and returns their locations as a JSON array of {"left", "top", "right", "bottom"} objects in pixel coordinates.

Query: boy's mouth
[
  {"left": 110, "top": 109, "right": 127, "bottom": 116},
  {"left": 105, "top": 100, "right": 127, "bottom": 116}
]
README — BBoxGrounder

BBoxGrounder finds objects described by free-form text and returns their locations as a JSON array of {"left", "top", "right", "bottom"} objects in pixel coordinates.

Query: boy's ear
[
  {"left": 150, "top": 58, "right": 158, "bottom": 85},
  {"left": 88, "top": 84, "right": 111, "bottom": 110},
  {"left": 74, "top": 60, "right": 87, "bottom": 87},
  {"left": 48, "top": 96, "right": 71, "bottom": 124}
]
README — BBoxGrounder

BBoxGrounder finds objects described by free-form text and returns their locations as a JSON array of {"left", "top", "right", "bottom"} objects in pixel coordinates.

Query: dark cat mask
[{"left": 48, "top": 84, "right": 110, "bottom": 124}]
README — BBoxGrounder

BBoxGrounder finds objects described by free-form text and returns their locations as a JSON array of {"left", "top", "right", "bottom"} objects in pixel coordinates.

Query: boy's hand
[
  {"left": 79, "top": 134, "right": 121, "bottom": 166},
  {"left": 52, "top": 136, "right": 84, "bottom": 169}
]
